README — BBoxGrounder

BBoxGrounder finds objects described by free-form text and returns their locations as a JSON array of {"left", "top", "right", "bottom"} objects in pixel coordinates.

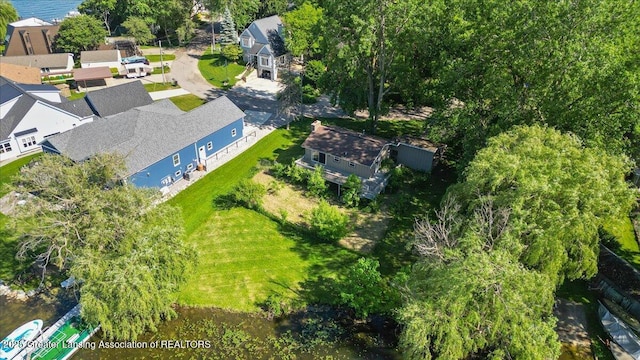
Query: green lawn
[
  {"left": 197, "top": 48, "right": 245, "bottom": 88},
  {"left": 169, "top": 120, "right": 359, "bottom": 310},
  {"left": 151, "top": 65, "right": 171, "bottom": 75},
  {"left": 0, "top": 152, "right": 42, "bottom": 197},
  {"left": 146, "top": 54, "right": 176, "bottom": 62},
  {"left": 67, "top": 91, "right": 86, "bottom": 101},
  {"left": 604, "top": 216, "right": 640, "bottom": 267},
  {"left": 143, "top": 82, "right": 180, "bottom": 92},
  {"left": 170, "top": 94, "right": 206, "bottom": 111}
]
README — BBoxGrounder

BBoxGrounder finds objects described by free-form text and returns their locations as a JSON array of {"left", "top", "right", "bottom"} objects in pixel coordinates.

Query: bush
[
  {"left": 230, "top": 179, "right": 266, "bottom": 210},
  {"left": 307, "top": 166, "right": 327, "bottom": 197},
  {"left": 302, "top": 84, "right": 319, "bottom": 104},
  {"left": 336, "top": 258, "right": 393, "bottom": 318},
  {"left": 271, "top": 161, "right": 288, "bottom": 179},
  {"left": 309, "top": 200, "right": 349, "bottom": 241},
  {"left": 341, "top": 174, "right": 361, "bottom": 207},
  {"left": 286, "top": 160, "right": 309, "bottom": 184}
]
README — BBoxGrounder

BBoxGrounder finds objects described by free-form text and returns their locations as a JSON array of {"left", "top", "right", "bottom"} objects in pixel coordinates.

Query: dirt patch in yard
[{"left": 252, "top": 170, "right": 391, "bottom": 253}]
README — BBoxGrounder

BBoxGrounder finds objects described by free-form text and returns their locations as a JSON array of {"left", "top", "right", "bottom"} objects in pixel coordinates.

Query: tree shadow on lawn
[{"left": 274, "top": 222, "right": 360, "bottom": 305}]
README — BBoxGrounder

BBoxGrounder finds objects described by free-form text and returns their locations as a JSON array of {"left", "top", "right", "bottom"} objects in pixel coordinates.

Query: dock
[{"left": 16, "top": 304, "right": 100, "bottom": 360}]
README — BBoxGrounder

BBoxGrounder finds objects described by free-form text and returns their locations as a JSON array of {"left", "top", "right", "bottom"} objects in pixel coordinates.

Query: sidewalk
[{"left": 149, "top": 88, "right": 190, "bottom": 100}]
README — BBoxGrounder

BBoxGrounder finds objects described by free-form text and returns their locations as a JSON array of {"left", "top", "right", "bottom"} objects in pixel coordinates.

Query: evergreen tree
[{"left": 219, "top": 6, "right": 237, "bottom": 46}]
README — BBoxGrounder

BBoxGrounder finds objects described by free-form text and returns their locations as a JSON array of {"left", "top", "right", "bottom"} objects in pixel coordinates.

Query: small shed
[{"left": 393, "top": 135, "right": 445, "bottom": 173}]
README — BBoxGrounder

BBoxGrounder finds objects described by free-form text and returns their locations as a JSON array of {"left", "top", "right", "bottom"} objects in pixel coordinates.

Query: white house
[
  {"left": 80, "top": 50, "right": 122, "bottom": 69},
  {"left": 0, "top": 76, "right": 94, "bottom": 161},
  {"left": 239, "top": 15, "right": 287, "bottom": 81}
]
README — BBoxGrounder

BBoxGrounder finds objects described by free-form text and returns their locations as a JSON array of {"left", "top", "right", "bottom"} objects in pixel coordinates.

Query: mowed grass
[
  {"left": 146, "top": 54, "right": 176, "bottom": 62},
  {"left": 168, "top": 120, "right": 358, "bottom": 310},
  {"left": 198, "top": 48, "right": 245, "bottom": 88},
  {"left": 604, "top": 215, "right": 640, "bottom": 267},
  {"left": 169, "top": 94, "right": 206, "bottom": 111}
]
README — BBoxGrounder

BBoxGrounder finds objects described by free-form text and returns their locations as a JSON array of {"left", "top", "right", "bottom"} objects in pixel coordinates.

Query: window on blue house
[
  {"left": 173, "top": 154, "right": 180, "bottom": 166},
  {"left": 231, "top": 129, "right": 237, "bottom": 137},
  {"left": 207, "top": 141, "right": 213, "bottom": 150},
  {"left": 187, "top": 163, "right": 194, "bottom": 171},
  {"left": 175, "top": 170, "right": 182, "bottom": 178}
]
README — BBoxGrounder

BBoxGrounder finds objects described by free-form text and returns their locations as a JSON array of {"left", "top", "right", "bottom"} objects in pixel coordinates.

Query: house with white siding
[{"left": 0, "top": 76, "right": 94, "bottom": 161}]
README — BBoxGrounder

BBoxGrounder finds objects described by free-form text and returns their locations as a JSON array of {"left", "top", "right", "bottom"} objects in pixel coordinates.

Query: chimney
[{"left": 311, "top": 119, "right": 321, "bottom": 132}]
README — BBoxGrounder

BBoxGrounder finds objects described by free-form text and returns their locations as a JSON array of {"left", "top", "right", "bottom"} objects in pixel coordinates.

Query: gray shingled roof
[
  {"left": 245, "top": 15, "right": 286, "bottom": 57},
  {"left": 44, "top": 97, "right": 245, "bottom": 176},
  {"left": 0, "top": 76, "right": 92, "bottom": 139},
  {"left": 80, "top": 50, "right": 120, "bottom": 63},
  {"left": 0, "top": 53, "right": 72, "bottom": 68},
  {"left": 85, "top": 81, "right": 153, "bottom": 117},
  {"left": 54, "top": 98, "right": 95, "bottom": 117},
  {"left": 301, "top": 124, "right": 389, "bottom": 166},
  {"left": 0, "top": 95, "right": 37, "bottom": 140}
]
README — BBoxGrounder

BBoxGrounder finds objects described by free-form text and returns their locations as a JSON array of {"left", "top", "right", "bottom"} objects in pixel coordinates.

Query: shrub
[
  {"left": 341, "top": 174, "right": 361, "bottom": 207},
  {"left": 336, "top": 258, "right": 392, "bottom": 318},
  {"left": 278, "top": 209, "right": 289, "bottom": 224},
  {"left": 267, "top": 180, "right": 283, "bottom": 195},
  {"left": 307, "top": 165, "right": 327, "bottom": 198},
  {"left": 309, "top": 200, "right": 349, "bottom": 241},
  {"left": 230, "top": 179, "right": 266, "bottom": 210},
  {"left": 286, "top": 160, "right": 309, "bottom": 184},
  {"left": 271, "top": 161, "right": 288, "bottom": 179}
]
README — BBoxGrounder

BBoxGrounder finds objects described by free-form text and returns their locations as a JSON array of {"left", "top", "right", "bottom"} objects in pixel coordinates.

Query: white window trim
[
  {"left": 207, "top": 141, "right": 213, "bottom": 150},
  {"left": 175, "top": 170, "right": 182, "bottom": 177},
  {"left": 241, "top": 37, "right": 250, "bottom": 47},
  {"left": 259, "top": 56, "right": 270, "bottom": 67},
  {"left": 231, "top": 128, "right": 237, "bottom": 137},
  {"left": 349, "top": 161, "right": 356, "bottom": 167},
  {"left": 173, "top": 154, "right": 180, "bottom": 167},
  {"left": 186, "top": 163, "right": 194, "bottom": 170}
]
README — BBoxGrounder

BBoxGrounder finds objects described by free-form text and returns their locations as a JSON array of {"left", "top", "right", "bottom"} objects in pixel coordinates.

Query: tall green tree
[
  {"left": 256, "top": 0, "right": 287, "bottom": 20},
  {"left": 10, "top": 153, "right": 194, "bottom": 340},
  {"left": 450, "top": 125, "right": 637, "bottom": 285},
  {"left": 55, "top": 15, "right": 108, "bottom": 54},
  {"left": 78, "top": 0, "right": 117, "bottom": 35},
  {"left": 122, "top": 16, "right": 154, "bottom": 45},
  {"left": 0, "top": 0, "right": 18, "bottom": 43},
  {"left": 219, "top": 7, "right": 237, "bottom": 46},
  {"left": 399, "top": 248, "right": 560, "bottom": 360},
  {"left": 422, "top": 0, "right": 640, "bottom": 167},
  {"left": 322, "top": 0, "right": 422, "bottom": 134},
  {"left": 282, "top": 1, "right": 323, "bottom": 62}
]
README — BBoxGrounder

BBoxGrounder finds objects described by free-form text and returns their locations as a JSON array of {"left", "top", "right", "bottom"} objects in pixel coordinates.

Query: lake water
[{"left": 9, "top": 0, "right": 83, "bottom": 23}]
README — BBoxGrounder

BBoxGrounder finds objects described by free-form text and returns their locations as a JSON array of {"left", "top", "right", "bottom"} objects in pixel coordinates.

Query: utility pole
[{"left": 159, "top": 40, "right": 165, "bottom": 84}]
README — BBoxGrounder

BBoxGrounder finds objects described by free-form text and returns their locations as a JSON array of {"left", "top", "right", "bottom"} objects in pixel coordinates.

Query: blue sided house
[{"left": 41, "top": 96, "right": 245, "bottom": 188}]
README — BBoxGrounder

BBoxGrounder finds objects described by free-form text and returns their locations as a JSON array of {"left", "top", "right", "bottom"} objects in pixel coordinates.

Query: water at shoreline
[
  {"left": 9, "top": 0, "right": 83, "bottom": 23},
  {"left": 1, "top": 294, "right": 400, "bottom": 359}
]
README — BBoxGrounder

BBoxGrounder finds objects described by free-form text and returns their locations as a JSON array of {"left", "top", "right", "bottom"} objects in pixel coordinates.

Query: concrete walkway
[{"left": 149, "top": 88, "right": 190, "bottom": 100}]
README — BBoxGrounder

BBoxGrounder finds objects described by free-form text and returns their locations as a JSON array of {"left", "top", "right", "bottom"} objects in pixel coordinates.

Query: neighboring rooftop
[
  {"left": 302, "top": 121, "right": 389, "bottom": 166},
  {"left": 73, "top": 67, "right": 113, "bottom": 82},
  {"left": 84, "top": 81, "right": 152, "bottom": 117},
  {"left": 0, "top": 62, "right": 41, "bottom": 84},
  {"left": 395, "top": 135, "right": 441, "bottom": 152},
  {"left": 43, "top": 97, "right": 245, "bottom": 175},
  {"left": 80, "top": 50, "right": 121, "bottom": 63},
  {"left": 0, "top": 53, "right": 72, "bottom": 69},
  {"left": 8, "top": 17, "right": 52, "bottom": 27}
]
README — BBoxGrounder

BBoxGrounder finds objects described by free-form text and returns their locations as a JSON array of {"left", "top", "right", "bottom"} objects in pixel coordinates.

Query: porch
[{"left": 295, "top": 157, "right": 392, "bottom": 199}]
